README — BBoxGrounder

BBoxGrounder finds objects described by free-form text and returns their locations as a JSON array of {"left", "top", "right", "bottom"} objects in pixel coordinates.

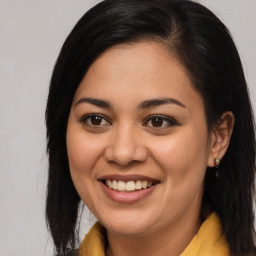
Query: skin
[{"left": 66, "top": 42, "right": 234, "bottom": 256}]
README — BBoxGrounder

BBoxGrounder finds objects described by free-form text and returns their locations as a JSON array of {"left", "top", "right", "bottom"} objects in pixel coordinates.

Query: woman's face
[{"left": 66, "top": 42, "right": 215, "bottom": 237}]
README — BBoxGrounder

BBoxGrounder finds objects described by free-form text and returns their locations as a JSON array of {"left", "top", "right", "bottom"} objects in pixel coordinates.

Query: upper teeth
[{"left": 106, "top": 180, "right": 153, "bottom": 191}]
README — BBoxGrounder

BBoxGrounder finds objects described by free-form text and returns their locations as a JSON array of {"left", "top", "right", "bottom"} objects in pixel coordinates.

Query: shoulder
[{"left": 181, "top": 213, "right": 230, "bottom": 256}]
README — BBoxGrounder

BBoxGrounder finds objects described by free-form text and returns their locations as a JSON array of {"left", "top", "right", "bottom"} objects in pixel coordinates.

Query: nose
[{"left": 104, "top": 125, "right": 148, "bottom": 166}]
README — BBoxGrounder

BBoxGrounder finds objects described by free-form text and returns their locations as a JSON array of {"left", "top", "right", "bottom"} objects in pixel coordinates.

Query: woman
[{"left": 45, "top": 0, "right": 256, "bottom": 255}]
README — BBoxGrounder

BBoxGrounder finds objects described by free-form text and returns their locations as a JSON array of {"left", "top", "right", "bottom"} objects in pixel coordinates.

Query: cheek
[
  {"left": 150, "top": 128, "right": 209, "bottom": 186},
  {"left": 66, "top": 123, "right": 106, "bottom": 210},
  {"left": 149, "top": 130, "right": 209, "bottom": 217},
  {"left": 66, "top": 127, "right": 104, "bottom": 175}
]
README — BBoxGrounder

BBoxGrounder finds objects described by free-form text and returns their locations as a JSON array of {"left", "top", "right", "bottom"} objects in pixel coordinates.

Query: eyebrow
[
  {"left": 138, "top": 98, "right": 186, "bottom": 110},
  {"left": 74, "top": 97, "right": 186, "bottom": 110},
  {"left": 74, "top": 97, "right": 112, "bottom": 109}
]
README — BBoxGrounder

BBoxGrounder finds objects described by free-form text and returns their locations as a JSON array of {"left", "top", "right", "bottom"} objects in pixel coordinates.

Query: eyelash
[
  {"left": 143, "top": 115, "right": 179, "bottom": 128},
  {"left": 79, "top": 114, "right": 111, "bottom": 127},
  {"left": 79, "top": 114, "right": 179, "bottom": 129}
]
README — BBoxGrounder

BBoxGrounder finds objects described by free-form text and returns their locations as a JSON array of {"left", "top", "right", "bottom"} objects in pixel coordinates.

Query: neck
[{"left": 106, "top": 210, "right": 201, "bottom": 256}]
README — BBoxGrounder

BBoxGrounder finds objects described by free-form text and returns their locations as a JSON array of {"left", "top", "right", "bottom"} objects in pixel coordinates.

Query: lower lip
[{"left": 100, "top": 182, "right": 157, "bottom": 204}]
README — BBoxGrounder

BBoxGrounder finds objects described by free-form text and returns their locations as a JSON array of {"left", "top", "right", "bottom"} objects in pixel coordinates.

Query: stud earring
[
  {"left": 214, "top": 158, "right": 220, "bottom": 178},
  {"left": 214, "top": 158, "right": 220, "bottom": 168}
]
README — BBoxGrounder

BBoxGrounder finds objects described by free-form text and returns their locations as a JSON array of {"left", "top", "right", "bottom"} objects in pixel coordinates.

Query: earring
[
  {"left": 214, "top": 158, "right": 220, "bottom": 167},
  {"left": 214, "top": 158, "right": 220, "bottom": 178}
]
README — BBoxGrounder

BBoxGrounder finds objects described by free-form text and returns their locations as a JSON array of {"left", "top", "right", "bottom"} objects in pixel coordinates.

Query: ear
[{"left": 207, "top": 111, "right": 235, "bottom": 167}]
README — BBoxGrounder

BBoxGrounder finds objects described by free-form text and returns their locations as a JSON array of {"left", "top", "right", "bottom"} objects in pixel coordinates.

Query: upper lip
[{"left": 98, "top": 174, "right": 160, "bottom": 183}]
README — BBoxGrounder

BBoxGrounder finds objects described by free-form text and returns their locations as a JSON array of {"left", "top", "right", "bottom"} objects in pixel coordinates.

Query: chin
[
  {"left": 105, "top": 221, "right": 154, "bottom": 237},
  {"left": 96, "top": 208, "right": 161, "bottom": 236}
]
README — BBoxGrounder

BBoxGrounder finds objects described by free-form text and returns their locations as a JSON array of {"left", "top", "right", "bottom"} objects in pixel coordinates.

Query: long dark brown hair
[{"left": 45, "top": 0, "right": 256, "bottom": 255}]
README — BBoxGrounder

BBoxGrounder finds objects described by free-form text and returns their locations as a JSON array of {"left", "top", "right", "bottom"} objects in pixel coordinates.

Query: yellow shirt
[{"left": 79, "top": 213, "right": 230, "bottom": 256}]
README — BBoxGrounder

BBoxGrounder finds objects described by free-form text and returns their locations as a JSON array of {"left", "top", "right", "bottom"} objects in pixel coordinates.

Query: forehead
[{"left": 73, "top": 41, "right": 204, "bottom": 112}]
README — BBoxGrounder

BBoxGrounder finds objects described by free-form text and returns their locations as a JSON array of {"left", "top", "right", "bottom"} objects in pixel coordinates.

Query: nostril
[{"left": 104, "top": 143, "right": 148, "bottom": 166}]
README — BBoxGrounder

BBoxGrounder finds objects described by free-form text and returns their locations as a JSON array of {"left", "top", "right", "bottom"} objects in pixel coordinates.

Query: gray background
[{"left": 0, "top": 0, "right": 255, "bottom": 255}]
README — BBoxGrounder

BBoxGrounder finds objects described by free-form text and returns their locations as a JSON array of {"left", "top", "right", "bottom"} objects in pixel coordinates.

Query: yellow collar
[
  {"left": 180, "top": 213, "right": 229, "bottom": 256},
  {"left": 79, "top": 213, "right": 229, "bottom": 256},
  {"left": 79, "top": 221, "right": 106, "bottom": 256}
]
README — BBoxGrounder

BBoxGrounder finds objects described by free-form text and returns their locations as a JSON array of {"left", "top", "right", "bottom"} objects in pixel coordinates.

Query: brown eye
[
  {"left": 80, "top": 114, "right": 111, "bottom": 127},
  {"left": 91, "top": 116, "right": 103, "bottom": 126},
  {"left": 144, "top": 115, "right": 178, "bottom": 129},
  {"left": 151, "top": 117, "right": 163, "bottom": 127}
]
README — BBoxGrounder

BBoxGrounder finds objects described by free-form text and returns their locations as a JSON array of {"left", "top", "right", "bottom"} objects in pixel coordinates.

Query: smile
[
  {"left": 98, "top": 175, "right": 160, "bottom": 203},
  {"left": 105, "top": 180, "right": 156, "bottom": 192}
]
